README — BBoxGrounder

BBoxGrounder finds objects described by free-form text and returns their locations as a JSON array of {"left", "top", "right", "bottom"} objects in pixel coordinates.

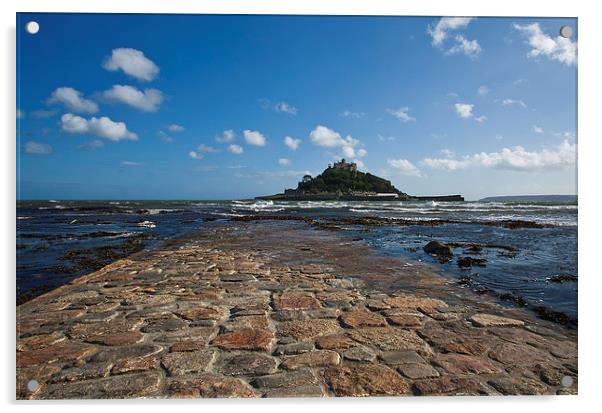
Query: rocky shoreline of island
[{"left": 17, "top": 220, "right": 576, "bottom": 399}]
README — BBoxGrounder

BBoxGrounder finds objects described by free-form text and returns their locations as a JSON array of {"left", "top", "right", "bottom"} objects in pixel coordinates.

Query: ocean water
[{"left": 16, "top": 199, "right": 577, "bottom": 323}]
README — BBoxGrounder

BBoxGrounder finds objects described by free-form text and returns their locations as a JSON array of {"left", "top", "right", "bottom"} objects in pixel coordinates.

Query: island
[{"left": 257, "top": 159, "right": 464, "bottom": 202}]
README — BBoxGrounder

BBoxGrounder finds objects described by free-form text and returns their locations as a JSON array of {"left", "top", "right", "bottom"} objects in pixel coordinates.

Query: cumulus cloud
[
  {"left": 339, "top": 110, "right": 364, "bottom": 119},
  {"left": 216, "top": 129, "right": 236, "bottom": 143},
  {"left": 274, "top": 101, "right": 298, "bottom": 115},
  {"left": 197, "top": 144, "right": 219, "bottom": 153},
  {"left": 387, "top": 159, "right": 422, "bottom": 177},
  {"left": 60, "top": 113, "right": 137, "bottom": 141},
  {"left": 284, "top": 136, "right": 301, "bottom": 150},
  {"left": 243, "top": 130, "right": 267, "bottom": 146},
  {"left": 228, "top": 144, "right": 244, "bottom": 155},
  {"left": 309, "top": 125, "right": 359, "bottom": 148},
  {"left": 533, "top": 125, "right": 544, "bottom": 134},
  {"left": 48, "top": 87, "right": 98, "bottom": 113},
  {"left": 386, "top": 107, "right": 416, "bottom": 123},
  {"left": 189, "top": 151, "right": 204, "bottom": 160},
  {"left": 428, "top": 17, "right": 473, "bottom": 46},
  {"left": 168, "top": 124, "right": 184, "bottom": 133},
  {"left": 102, "top": 85, "right": 163, "bottom": 112},
  {"left": 24, "top": 141, "right": 52, "bottom": 155},
  {"left": 454, "top": 103, "right": 486, "bottom": 122},
  {"left": 422, "top": 140, "right": 576, "bottom": 172},
  {"left": 278, "top": 158, "right": 291, "bottom": 166},
  {"left": 514, "top": 23, "right": 577, "bottom": 66},
  {"left": 501, "top": 98, "right": 527, "bottom": 108},
  {"left": 446, "top": 35, "right": 481, "bottom": 58},
  {"left": 103, "top": 48, "right": 159, "bottom": 81}
]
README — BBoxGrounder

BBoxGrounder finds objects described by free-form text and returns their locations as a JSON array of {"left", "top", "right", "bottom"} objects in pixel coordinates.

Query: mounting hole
[
  {"left": 25, "top": 21, "right": 39, "bottom": 35},
  {"left": 559, "top": 25, "right": 573, "bottom": 38},
  {"left": 561, "top": 375, "right": 574, "bottom": 387},
  {"left": 26, "top": 379, "right": 39, "bottom": 392}
]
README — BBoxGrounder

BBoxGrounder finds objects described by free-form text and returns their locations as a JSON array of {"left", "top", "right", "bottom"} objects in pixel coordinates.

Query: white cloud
[
  {"left": 197, "top": 143, "right": 219, "bottom": 153},
  {"left": 278, "top": 158, "right": 291, "bottom": 166},
  {"left": 454, "top": 103, "right": 474, "bottom": 118},
  {"left": 24, "top": 141, "right": 52, "bottom": 155},
  {"left": 102, "top": 85, "right": 163, "bottom": 112},
  {"left": 274, "top": 101, "right": 298, "bottom": 115},
  {"left": 440, "top": 149, "right": 455, "bottom": 157},
  {"left": 356, "top": 148, "right": 367, "bottom": 158},
  {"left": 342, "top": 146, "right": 356, "bottom": 158},
  {"left": 309, "top": 125, "right": 359, "bottom": 148},
  {"left": 284, "top": 136, "right": 301, "bottom": 150},
  {"left": 228, "top": 144, "right": 244, "bottom": 155},
  {"left": 387, "top": 158, "right": 422, "bottom": 177},
  {"left": 168, "top": 124, "right": 184, "bottom": 133},
  {"left": 339, "top": 110, "right": 364, "bottom": 119},
  {"left": 216, "top": 129, "right": 236, "bottom": 143},
  {"left": 157, "top": 131, "right": 173, "bottom": 142},
  {"left": 514, "top": 23, "right": 577, "bottom": 66},
  {"left": 501, "top": 98, "right": 528, "bottom": 108},
  {"left": 121, "top": 161, "right": 142, "bottom": 166},
  {"left": 478, "top": 85, "right": 489, "bottom": 96},
  {"left": 48, "top": 87, "right": 98, "bottom": 113},
  {"left": 428, "top": 17, "right": 473, "bottom": 46},
  {"left": 454, "top": 103, "right": 486, "bottom": 122},
  {"left": 189, "top": 151, "right": 204, "bottom": 160},
  {"left": 422, "top": 140, "right": 576, "bottom": 172},
  {"left": 446, "top": 35, "right": 481, "bottom": 58},
  {"left": 243, "top": 130, "right": 267, "bottom": 146},
  {"left": 78, "top": 140, "right": 105, "bottom": 150},
  {"left": 533, "top": 125, "right": 544, "bottom": 134},
  {"left": 386, "top": 107, "right": 416, "bottom": 123},
  {"left": 60, "top": 113, "right": 137, "bottom": 141},
  {"left": 513, "top": 78, "right": 528, "bottom": 85},
  {"left": 102, "top": 48, "right": 159, "bottom": 81}
]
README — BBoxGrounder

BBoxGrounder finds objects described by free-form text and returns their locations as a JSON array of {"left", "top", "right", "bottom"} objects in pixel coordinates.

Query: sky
[{"left": 16, "top": 13, "right": 577, "bottom": 201}]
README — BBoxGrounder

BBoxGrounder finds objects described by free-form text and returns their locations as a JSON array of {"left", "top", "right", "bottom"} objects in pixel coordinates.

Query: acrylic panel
[{"left": 16, "top": 13, "right": 577, "bottom": 399}]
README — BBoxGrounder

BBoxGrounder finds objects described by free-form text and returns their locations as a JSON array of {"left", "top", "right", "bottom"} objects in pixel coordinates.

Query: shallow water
[{"left": 17, "top": 199, "right": 577, "bottom": 321}]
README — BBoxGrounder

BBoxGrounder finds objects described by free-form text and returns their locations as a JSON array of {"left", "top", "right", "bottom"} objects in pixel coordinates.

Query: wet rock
[
  {"left": 273, "top": 291, "right": 321, "bottom": 310},
  {"left": 38, "top": 371, "right": 162, "bottom": 399},
  {"left": 340, "top": 308, "right": 387, "bottom": 328},
  {"left": 217, "top": 353, "right": 279, "bottom": 376},
  {"left": 431, "top": 353, "right": 502, "bottom": 375},
  {"left": 276, "top": 319, "right": 340, "bottom": 341},
  {"left": 398, "top": 363, "right": 440, "bottom": 379},
  {"left": 469, "top": 313, "right": 525, "bottom": 327},
  {"left": 281, "top": 350, "right": 340, "bottom": 370},
  {"left": 324, "top": 364, "right": 409, "bottom": 396},
  {"left": 211, "top": 329, "right": 274, "bottom": 351},
  {"left": 548, "top": 274, "right": 577, "bottom": 283},
  {"left": 168, "top": 374, "right": 259, "bottom": 398},
  {"left": 423, "top": 241, "right": 453, "bottom": 261},
  {"left": 161, "top": 350, "right": 217, "bottom": 376},
  {"left": 457, "top": 256, "right": 487, "bottom": 268}
]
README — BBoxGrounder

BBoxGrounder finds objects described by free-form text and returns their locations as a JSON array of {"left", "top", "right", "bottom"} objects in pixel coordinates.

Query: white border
[{"left": 2, "top": 0, "right": 600, "bottom": 412}]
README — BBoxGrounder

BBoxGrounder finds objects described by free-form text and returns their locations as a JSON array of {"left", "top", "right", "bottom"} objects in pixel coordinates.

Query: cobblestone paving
[{"left": 16, "top": 223, "right": 578, "bottom": 399}]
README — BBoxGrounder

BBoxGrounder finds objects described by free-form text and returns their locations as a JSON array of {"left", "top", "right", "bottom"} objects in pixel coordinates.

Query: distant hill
[
  {"left": 296, "top": 163, "right": 408, "bottom": 196},
  {"left": 479, "top": 195, "right": 577, "bottom": 203}
]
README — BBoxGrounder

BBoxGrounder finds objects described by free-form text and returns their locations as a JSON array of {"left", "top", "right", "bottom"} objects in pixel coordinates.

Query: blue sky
[{"left": 16, "top": 14, "right": 577, "bottom": 200}]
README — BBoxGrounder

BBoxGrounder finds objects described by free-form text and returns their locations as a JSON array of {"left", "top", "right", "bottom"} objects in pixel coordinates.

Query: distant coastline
[{"left": 479, "top": 195, "right": 577, "bottom": 203}]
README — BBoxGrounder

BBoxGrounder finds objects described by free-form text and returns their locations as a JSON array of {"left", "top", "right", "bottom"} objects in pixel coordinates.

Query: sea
[{"left": 16, "top": 199, "right": 578, "bottom": 324}]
